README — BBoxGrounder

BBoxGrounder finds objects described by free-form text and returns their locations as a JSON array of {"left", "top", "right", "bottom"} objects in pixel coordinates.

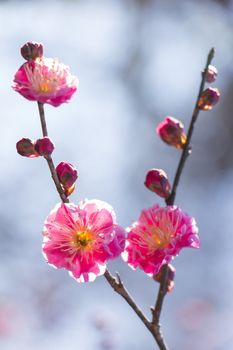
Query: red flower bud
[
  {"left": 198, "top": 87, "right": 220, "bottom": 111},
  {"left": 144, "top": 169, "right": 171, "bottom": 199},
  {"left": 64, "top": 183, "right": 76, "bottom": 197},
  {"left": 56, "top": 162, "right": 78, "bottom": 189},
  {"left": 16, "top": 138, "right": 39, "bottom": 158},
  {"left": 20, "top": 41, "right": 43, "bottom": 61},
  {"left": 153, "top": 264, "right": 176, "bottom": 293},
  {"left": 156, "top": 117, "right": 187, "bottom": 149},
  {"left": 205, "top": 65, "right": 218, "bottom": 83},
  {"left": 34, "top": 137, "right": 55, "bottom": 157}
]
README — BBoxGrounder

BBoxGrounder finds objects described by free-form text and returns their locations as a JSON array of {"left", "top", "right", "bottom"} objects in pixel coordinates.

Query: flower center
[
  {"left": 40, "top": 81, "right": 50, "bottom": 93},
  {"left": 135, "top": 226, "right": 172, "bottom": 253},
  {"left": 152, "top": 227, "right": 170, "bottom": 249},
  {"left": 24, "top": 58, "right": 62, "bottom": 95},
  {"left": 73, "top": 230, "right": 94, "bottom": 250}
]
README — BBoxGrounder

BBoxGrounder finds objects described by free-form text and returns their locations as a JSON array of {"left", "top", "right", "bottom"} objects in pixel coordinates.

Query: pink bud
[
  {"left": 205, "top": 65, "right": 218, "bottom": 83},
  {"left": 144, "top": 169, "right": 171, "bottom": 199},
  {"left": 20, "top": 41, "right": 43, "bottom": 61},
  {"left": 153, "top": 264, "right": 176, "bottom": 293},
  {"left": 56, "top": 162, "right": 78, "bottom": 189},
  {"left": 34, "top": 137, "right": 55, "bottom": 157},
  {"left": 198, "top": 87, "right": 220, "bottom": 111},
  {"left": 16, "top": 138, "right": 39, "bottom": 158},
  {"left": 156, "top": 117, "right": 187, "bottom": 149}
]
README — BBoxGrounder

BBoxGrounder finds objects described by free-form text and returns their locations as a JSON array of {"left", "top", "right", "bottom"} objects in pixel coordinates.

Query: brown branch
[
  {"left": 166, "top": 47, "right": 215, "bottom": 207},
  {"left": 152, "top": 264, "right": 168, "bottom": 324},
  {"left": 151, "top": 47, "right": 215, "bottom": 328},
  {"left": 37, "top": 102, "right": 69, "bottom": 203},
  {"left": 104, "top": 270, "right": 150, "bottom": 328},
  {"left": 104, "top": 269, "right": 169, "bottom": 350}
]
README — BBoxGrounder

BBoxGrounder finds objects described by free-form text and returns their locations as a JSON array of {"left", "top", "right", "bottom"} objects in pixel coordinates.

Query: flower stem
[
  {"left": 151, "top": 48, "right": 215, "bottom": 332},
  {"left": 37, "top": 102, "right": 69, "bottom": 203},
  {"left": 38, "top": 102, "right": 48, "bottom": 137}
]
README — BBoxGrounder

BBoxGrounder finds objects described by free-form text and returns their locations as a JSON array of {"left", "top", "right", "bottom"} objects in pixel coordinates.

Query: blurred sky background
[{"left": 1, "top": 0, "right": 233, "bottom": 349}]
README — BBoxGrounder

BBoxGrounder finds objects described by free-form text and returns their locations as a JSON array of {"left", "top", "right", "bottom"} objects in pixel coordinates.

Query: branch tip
[{"left": 209, "top": 47, "right": 215, "bottom": 61}]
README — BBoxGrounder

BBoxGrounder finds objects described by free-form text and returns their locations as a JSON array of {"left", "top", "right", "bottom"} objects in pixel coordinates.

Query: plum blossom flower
[
  {"left": 42, "top": 199, "right": 125, "bottom": 282},
  {"left": 122, "top": 204, "right": 199, "bottom": 276},
  {"left": 13, "top": 57, "right": 78, "bottom": 107}
]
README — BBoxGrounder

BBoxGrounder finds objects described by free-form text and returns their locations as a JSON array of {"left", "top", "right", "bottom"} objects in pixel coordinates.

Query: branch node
[
  {"left": 187, "top": 145, "right": 192, "bottom": 154},
  {"left": 116, "top": 272, "right": 123, "bottom": 286}
]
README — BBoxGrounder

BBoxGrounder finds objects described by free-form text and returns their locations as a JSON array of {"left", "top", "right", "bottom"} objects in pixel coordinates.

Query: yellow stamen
[
  {"left": 72, "top": 230, "right": 94, "bottom": 251},
  {"left": 151, "top": 227, "right": 170, "bottom": 249},
  {"left": 41, "top": 82, "right": 50, "bottom": 93}
]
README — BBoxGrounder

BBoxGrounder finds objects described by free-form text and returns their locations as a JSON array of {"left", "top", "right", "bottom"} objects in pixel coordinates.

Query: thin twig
[
  {"left": 151, "top": 47, "right": 215, "bottom": 327},
  {"left": 38, "top": 102, "right": 48, "bottom": 137},
  {"left": 104, "top": 270, "right": 150, "bottom": 328},
  {"left": 152, "top": 264, "right": 168, "bottom": 324},
  {"left": 104, "top": 269, "right": 168, "bottom": 350},
  {"left": 166, "top": 47, "right": 215, "bottom": 207},
  {"left": 37, "top": 102, "right": 69, "bottom": 203}
]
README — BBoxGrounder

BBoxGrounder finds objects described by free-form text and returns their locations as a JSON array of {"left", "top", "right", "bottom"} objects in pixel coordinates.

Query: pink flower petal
[
  {"left": 122, "top": 204, "right": 199, "bottom": 276},
  {"left": 13, "top": 57, "right": 78, "bottom": 107},
  {"left": 42, "top": 199, "right": 126, "bottom": 283}
]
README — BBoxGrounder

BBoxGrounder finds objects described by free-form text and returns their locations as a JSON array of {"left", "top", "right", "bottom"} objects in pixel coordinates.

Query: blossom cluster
[{"left": 14, "top": 42, "right": 220, "bottom": 285}]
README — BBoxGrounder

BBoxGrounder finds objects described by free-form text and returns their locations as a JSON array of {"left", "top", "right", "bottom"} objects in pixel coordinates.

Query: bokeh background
[{"left": 1, "top": 0, "right": 233, "bottom": 349}]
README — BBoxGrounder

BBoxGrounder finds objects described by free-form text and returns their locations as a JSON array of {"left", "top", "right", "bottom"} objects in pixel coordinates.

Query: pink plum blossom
[
  {"left": 42, "top": 199, "right": 125, "bottom": 282},
  {"left": 13, "top": 57, "right": 78, "bottom": 107},
  {"left": 122, "top": 204, "right": 199, "bottom": 276}
]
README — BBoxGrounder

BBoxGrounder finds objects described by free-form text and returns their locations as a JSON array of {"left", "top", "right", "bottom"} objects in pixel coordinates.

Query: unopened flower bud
[
  {"left": 20, "top": 41, "right": 43, "bottom": 61},
  {"left": 64, "top": 183, "right": 76, "bottom": 197},
  {"left": 56, "top": 162, "right": 78, "bottom": 189},
  {"left": 35, "top": 137, "right": 55, "bottom": 157},
  {"left": 205, "top": 65, "right": 218, "bottom": 83},
  {"left": 153, "top": 264, "right": 176, "bottom": 293},
  {"left": 156, "top": 117, "right": 187, "bottom": 149},
  {"left": 16, "top": 138, "right": 39, "bottom": 158},
  {"left": 198, "top": 87, "right": 220, "bottom": 111},
  {"left": 144, "top": 169, "right": 171, "bottom": 199}
]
